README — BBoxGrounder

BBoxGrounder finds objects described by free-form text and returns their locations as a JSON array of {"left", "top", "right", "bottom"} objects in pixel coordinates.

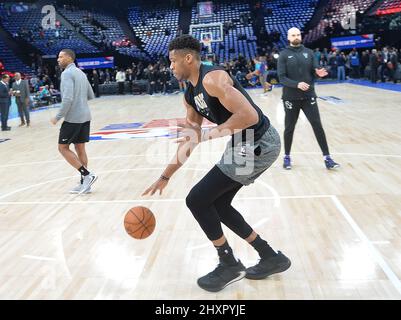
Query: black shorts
[{"left": 58, "top": 121, "right": 90, "bottom": 144}]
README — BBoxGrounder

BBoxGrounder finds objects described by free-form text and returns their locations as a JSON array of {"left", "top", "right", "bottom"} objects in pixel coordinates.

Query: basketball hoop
[{"left": 202, "top": 38, "right": 212, "bottom": 53}]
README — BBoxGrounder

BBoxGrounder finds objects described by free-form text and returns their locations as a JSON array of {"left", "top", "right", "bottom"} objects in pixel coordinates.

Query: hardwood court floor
[{"left": 0, "top": 83, "right": 400, "bottom": 299}]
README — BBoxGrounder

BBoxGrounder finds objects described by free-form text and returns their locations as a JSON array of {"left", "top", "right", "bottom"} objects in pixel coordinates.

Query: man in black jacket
[
  {"left": 277, "top": 27, "right": 339, "bottom": 170},
  {"left": 0, "top": 74, "right": 11, "bottom": 131}
]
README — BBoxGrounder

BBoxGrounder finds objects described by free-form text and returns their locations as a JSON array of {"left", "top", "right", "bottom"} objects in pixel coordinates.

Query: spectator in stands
[
  {"left": 235, "top": 69, "right": 248, "bottom": 87},
  {"left": 30, "top": 75, "right": 39, "bottom": 92},
  {"left": 322, "top": 48, "right": 329, "bottom": 61},
  {"left": 361, "top": 50, "right": 370, "bottom": 77},
  {"left": 336, "top": 52, "right": 346, "bottom": 81},
  {"left": 159, "top": 65, "right": 172, "bottom": 95},
  {"left": 319, "top": 55, "right": 327, "bottom": 68},
  {"left": 380, "top": 47, "right": 390, "bottom": 82},
  {"left": 389, "top": 48, "right": 399, "bottom": 83},
  {"left": 349, "top": 49, "right": 360, "bottom": 79},
  {"left": 135, "top": 62, "right": 145, "bottom": 80},
  {"left": 202, "top": 55, "right": 214, "bottom": 66},
  {"left": 38, "top": 85, "right": 52, "bottom": 105},
  {"left": 43, "top": 75, "right": 52, "bottom": 87},
  {"left": 92, "top": 70, "right": 100, "bottom": 97},
  {"left": 116, "top": 69, "right": 126, "bottom": 94},
  {"left": 49, "top": 84, "right": 61, "bottom": 102},
  {"left": 178, "top": 79, "right": 187, "bottom": 93},
  {"left": 147, "top": 64, "right": 158, "bottom": 95},
  {"left": 314, "top": 48, "right": 321, "bottom": 63},
  {"left": 328, "top": 51, "right": 337, "bottom": 79},
  {"left": 369, "top": 49, "right": 379, "bottom": 83},
  {"left": 126, "top": 68, "right": 134, "bottom": 94}
]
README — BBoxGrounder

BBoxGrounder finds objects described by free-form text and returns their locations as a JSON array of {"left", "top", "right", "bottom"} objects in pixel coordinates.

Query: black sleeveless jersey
[{"left": 184, "top": 64, "right": 270, "bottom": 142}]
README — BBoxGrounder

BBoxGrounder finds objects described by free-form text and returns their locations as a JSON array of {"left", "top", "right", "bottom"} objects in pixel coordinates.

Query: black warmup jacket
[{"left": 277, "top": 45, "right": 320, "bottom": 100}]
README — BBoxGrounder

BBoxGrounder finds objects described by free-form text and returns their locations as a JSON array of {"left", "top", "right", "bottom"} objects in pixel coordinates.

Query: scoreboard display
[{"left": 198, "top": 1, "right": 214, "bottom": 18}]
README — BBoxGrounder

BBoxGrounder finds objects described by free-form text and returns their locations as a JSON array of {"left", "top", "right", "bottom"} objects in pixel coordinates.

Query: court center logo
[
  {"left": 340, "top": 5, "right": 356, "bottom": 30},
  {"left": 41, "top": 5, "right": 56, "bottom": 30}
]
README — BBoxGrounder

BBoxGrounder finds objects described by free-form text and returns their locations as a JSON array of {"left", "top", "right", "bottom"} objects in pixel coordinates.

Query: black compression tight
[
  {"left": 284, "top": 98, "right": 330, "bottom": 156},
  {"left": 185, "top": 165, "right": 254, "bottom": 241}
]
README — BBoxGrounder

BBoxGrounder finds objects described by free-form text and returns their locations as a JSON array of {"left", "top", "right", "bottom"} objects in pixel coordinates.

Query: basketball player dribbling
[{"left": 143, "top": 35, "right": 291, "bottom": 292}]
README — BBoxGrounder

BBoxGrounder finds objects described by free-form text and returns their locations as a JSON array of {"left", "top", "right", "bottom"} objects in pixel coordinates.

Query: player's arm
[
  {"left": 52, "top": 72, "right": 74, "bottom": 124},
  {"left": 200, "top": 70, "right": 259, "bottom": 141},
  {"left": 142, "top": 97, "right": 203, "bottom": 196},
  {"left": 246, "top": 69, "right": 261, "bottom": 79},
  {"left": 87, "top": 79, "right": 95, "bottom": 100},
  {"left": 162, "top": 98, "right": 203, "bottom": 178}
]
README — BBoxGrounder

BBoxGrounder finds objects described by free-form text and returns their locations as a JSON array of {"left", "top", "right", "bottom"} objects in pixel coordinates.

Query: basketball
[{"left": 124, "top": 206, "right": 156, "bottom": 239}]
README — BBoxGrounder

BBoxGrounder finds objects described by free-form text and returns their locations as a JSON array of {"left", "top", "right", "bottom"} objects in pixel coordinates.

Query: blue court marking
[
  {"left": 101, "top": 123, "right": 144, "bottom": 130},
  {"left": 90, "top": 132, "right": 173, "bottom": 141},
  {"left": 345, "top": 79, "right": 401, "bottom": 93}
]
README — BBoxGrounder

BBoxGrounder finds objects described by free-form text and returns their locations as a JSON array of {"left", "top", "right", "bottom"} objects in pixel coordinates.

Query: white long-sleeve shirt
[{"left": 116, "top": 71, "right": 126, "bottom": 82}]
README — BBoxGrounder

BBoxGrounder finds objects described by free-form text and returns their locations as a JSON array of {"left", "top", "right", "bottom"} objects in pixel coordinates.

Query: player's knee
[
  {"left": 185, "top": 187, "right": 204, "bottom": 212},
  {"left": 58, "top": 144, "right": 68, "bottom": 154},
  {"left": 74, "top": 144, "right": 84, "bottom": 154},
  {"left": 213, "top": 198, "right": 231, "bottom": 214}
]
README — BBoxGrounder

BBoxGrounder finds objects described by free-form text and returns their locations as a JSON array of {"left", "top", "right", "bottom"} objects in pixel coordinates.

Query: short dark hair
[
  {"left": 60, "top": 49, "right": 76, "bottom": 61},
  {"left": 168, "top": 35, "right": 201, "bottom": 58},
  {"left": 2, "top": 74, "right": 9, "bottom": 80}
]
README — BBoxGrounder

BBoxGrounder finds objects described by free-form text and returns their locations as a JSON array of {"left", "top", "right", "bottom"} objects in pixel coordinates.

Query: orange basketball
[{"left": 124, "top": 206, "right": 156, "bottom": 239}]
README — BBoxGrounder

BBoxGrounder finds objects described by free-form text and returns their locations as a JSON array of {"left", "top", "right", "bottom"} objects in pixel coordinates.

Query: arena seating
[
  {"left": 262, "top": 0, "right": 316, "bottom": 48},
  {"left": 128, "top": 5, "right": 179, "bottom": 59},
  {"left": 376, "top": 0, "right": 401, "bottom": 15},
  {"left": 0, "top": 37, "right": 33, "bottom": 74},
  {"left": 304, "top": 0, "right": 376, "bottom": 44},
  {"left": 190, "top": 2, "right": 257, "bottom": 61},
  {"left": 58, "top": 7, "right": 147, "bottom": 59},
  {"left": 0, "top": 4, "right": 99, "bottom": 55}
]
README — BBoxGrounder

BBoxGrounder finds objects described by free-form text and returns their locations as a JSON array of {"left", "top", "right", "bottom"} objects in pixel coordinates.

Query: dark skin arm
[
  {"left": 142, "top": 97, "right": 203, "bottom": 196},
  {"left": 143, "top": 70, "right": 259, "bottom": 196},
  {"left": 175, "top": 70, "right": 259, "bottom": 143}
]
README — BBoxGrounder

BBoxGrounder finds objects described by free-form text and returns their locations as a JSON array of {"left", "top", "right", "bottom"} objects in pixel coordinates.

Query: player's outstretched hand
[
  {"left": 315, "top": 68, "right": 328, "bottom": 78},
  {"left": 142, "top": 177, "right": 169, "bottom": 196}
]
